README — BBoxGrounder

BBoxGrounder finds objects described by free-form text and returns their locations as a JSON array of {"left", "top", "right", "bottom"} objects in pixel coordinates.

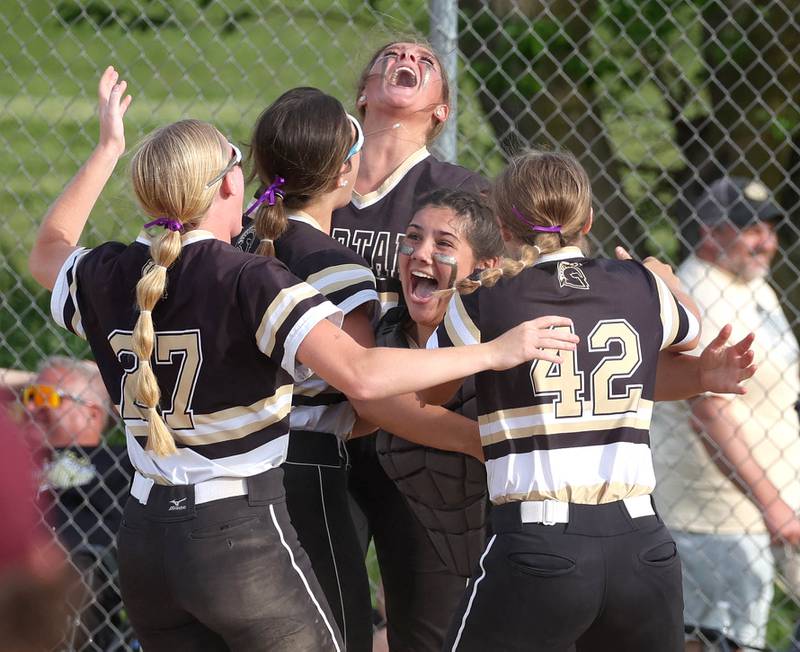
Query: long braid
[
  {"left": 457, "top": 244, "right": 542, "bottom": 295},
  {"left": 132, "top": 232, "right": 182, "bottom": 455},
  {"left": 129, "top": 119, "right": 230, "bottom": 456}
]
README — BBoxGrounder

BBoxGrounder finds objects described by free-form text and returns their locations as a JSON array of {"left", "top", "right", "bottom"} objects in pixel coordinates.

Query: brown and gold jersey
[
  {"left": 428, "top": 247, "right": 699, "bottom": 506},
  {"left": 51, "top": 230, "right": 341, "bottom": 485},
  {"left": 330, "top": 148, "right": 487, "bottom": 313},
  {"left": 238, "top": 213, "right": 379, "bottom": 437}
]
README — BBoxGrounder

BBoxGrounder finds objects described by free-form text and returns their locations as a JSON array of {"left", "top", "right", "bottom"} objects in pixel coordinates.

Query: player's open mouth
[
  {"left": 410, "top": 270, "right": 439, "bottom": 300},
  {"left": 389, "top": 66, "right": 418, "bottom": 88}
]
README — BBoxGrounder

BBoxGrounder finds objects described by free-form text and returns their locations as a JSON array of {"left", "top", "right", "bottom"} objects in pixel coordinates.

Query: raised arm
[
  {"left": 654, "top": 325, "right": 756, "bottom": 401},
  {"left": 29, "top": 66, "right": 132, "bottom": 290},
  {"left": 297, "top": 315, "right": 578, "bottom": 402}
]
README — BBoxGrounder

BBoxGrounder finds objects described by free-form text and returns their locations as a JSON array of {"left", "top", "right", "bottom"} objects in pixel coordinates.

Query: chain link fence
[{"left": 1, "top": 0, "right": 799, "bottom": 649}]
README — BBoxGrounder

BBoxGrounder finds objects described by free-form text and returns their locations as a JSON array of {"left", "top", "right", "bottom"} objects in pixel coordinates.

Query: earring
[
  {"left": 340, "top": 179, "right": 349, "bottom": 188},
  {"left": 358, "top": 95, "right": 367, "bottom": 105},
  {"left": 435, "top": 107, "right": 444, "bottom": 118}
]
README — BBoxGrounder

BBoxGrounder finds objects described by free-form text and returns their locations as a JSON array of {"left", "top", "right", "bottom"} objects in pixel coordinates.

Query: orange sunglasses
[{"left": 22, "top": 384, "right": 93, "bottom": 409}]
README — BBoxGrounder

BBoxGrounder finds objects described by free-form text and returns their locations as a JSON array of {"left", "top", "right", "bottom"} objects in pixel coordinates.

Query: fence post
[{"left": 428, "top": 0, "right": 458, "bottom": 163}]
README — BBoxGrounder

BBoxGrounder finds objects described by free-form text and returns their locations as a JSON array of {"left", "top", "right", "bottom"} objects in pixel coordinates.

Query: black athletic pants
[
  {"left": 117, "top": 468, "right": 343, "bottom": 651},
  {"left": 347, "top": 435, "right": 472, "bottom": 652},
  {"left": 443, "top": 498, "right": 684, "bottom": 652},
  {"left": 284, "top": 431, "right": 373, "bottom": 652}
]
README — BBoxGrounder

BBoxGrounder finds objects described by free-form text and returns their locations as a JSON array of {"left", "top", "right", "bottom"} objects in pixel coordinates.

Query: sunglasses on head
[
  {"left": 206, "top": 142, "right": 243, "bottom": 187},
  {"left": 22, "top": 384, "right": 94, "bottom": 409},
  {"left": 345, "top": 114, "right": 364, "bottom": 163}
]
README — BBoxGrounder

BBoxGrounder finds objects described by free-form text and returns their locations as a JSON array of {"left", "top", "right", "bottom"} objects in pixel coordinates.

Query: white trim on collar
[
  {"left": 533, "top": 246, "right": 586, "bottom": 266},
  {"left": 135, "top": 229, "right": 216, "bottom": 246},
  {"left": 351, "top": 147, "right": 430, "bottom": 209},
  {"left": 288, "top": 211, "right": 324, "bottom": 232}
]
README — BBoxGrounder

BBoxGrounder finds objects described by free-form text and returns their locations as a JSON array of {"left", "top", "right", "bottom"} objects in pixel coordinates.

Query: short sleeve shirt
[
  {"left": 651, "top": 255, "right": 800, "bottom": 534},
  {"left": 427, "top": 247, "right": 699, "bottom": 505},
  {"left": 237, "top": 213, "right": 379, "bottom": 436},
  {"left": 330, "top": 148, "right": 487, "bottom": 313},
  {"left": 51, "top": 230, "right": 342, "bottom": 485}
]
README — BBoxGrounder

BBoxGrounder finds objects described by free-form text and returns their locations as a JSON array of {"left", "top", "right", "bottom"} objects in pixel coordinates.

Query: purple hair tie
[
  {"left": 511, "top": 206, "right": 562, "bottom": 233},
  {"left": 144, "top": 217, "right": 183, "bottom": 232},
  {"left": 243, "top": 176, "right": 286, "bottom": 218}
]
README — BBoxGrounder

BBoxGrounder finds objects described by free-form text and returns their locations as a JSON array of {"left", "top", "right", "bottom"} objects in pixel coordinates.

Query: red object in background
[{"left": 0, "top": 407, "right": 45, "bottom": 572}]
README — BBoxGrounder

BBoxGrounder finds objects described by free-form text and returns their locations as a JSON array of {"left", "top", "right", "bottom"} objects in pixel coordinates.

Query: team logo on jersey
[
  {"left": 235, "top": 223, "right": 258, "bottom": 253},
  {"left": 558, "top": 261, "right": 589, "bottom": 290}
]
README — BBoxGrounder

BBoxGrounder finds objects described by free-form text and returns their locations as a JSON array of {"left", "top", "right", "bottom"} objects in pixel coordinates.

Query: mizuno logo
[{"left": 168, "top": 498, "right": 188, "bottom": 511}]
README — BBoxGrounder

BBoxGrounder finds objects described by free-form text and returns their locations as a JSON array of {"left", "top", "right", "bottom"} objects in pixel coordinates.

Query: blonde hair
[
  {"left": 457, "top": 149, "right": 592, "bottom": 294},
  {"left": 129, "top": 119, "right": 230, "bottom": 456}
]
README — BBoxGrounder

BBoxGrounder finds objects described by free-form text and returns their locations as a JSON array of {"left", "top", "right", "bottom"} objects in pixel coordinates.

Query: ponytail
[
  {"left": 132, "top": 230, "right": 183, "bottom": 456},
  {"left": 129, "top": 119, "right": 232, "bottom": 457},
  {"left": 253, "top": 197, "right": 288, "bottom": 258},
  {"left": 456, "top": 244, "right": 542, "bottom": 295}
]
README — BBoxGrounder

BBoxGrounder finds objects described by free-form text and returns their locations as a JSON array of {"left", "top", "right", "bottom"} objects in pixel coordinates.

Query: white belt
[
  {"left": 131, "top": 472, "right": 249, "bottom": 506},
  {"left": 519, "top": 495, "right": 654, "bottom": 525}
]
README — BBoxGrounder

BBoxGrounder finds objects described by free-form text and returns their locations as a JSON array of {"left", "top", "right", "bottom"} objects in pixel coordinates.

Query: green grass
[
  {"left": 1, "top": 2, "right": 417, "bottom": 251},
  {"left": 768, "top": 584, "right": 800, "bottom": 650},
  {"left": 3, "top": 2, "right": 799, "bottom": 645},
  {"left": 0, "top": 0, "right": 441, "bottom": 367},
  {"left": 0, "top": 0, "right": 503, "bottom": 371}
]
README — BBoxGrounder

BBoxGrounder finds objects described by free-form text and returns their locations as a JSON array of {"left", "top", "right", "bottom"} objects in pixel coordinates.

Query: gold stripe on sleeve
[
  {"left": 306, "top": 264, "right": 375, "bottom": 297},
  {"left": 443, "top": 293, "right": 480, "bottom": 346},
  {"left": 645, "top": 268, "right": 680, "bottom": 348},
  {"left": 256, "top": 283, "right": 320, "bottom": 357}
]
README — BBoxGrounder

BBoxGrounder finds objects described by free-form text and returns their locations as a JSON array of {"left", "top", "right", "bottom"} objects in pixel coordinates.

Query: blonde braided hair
[{"left": 129, "top": 119, "right": 231, "bottom": 455}]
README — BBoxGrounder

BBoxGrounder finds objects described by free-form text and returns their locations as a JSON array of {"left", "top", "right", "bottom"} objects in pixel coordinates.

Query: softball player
[
  {"left": 327, "top": 41, "right": 490, "bottom": 646},
  {"left": 237, "top": 87, "right": 378, "bottom": 652},
  {"left": 30, "top": 68, "right": 578, "bottom": 651},
  {"left": 331, "top": 39, "right": 488, "bottom": 314},
  {"left": 373, "top": 187, "right": 755, "bottom": 652},
  {"left": 426, "top": 150, "right": 702, "bottom": 652}
]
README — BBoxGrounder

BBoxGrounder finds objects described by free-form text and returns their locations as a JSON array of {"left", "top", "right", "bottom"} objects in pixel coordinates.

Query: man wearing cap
[{"left": 650, "top": 177, "right": 800, "bottom": 651}]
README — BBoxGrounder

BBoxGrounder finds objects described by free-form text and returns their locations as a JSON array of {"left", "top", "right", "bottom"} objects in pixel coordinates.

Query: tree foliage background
[
  {"left": 2, "top": 1, "right": 799, "bottom": 646},
  {"left": 459, "top": 0, "right": 799, "bottom": 327}
]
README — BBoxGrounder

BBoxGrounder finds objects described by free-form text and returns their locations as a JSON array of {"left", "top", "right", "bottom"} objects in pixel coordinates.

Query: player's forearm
[
  {"left": 350, "top": 345, "right": 492, "bottom": 401},
  {"left": 299, "top": 320, "right": 493, "bottom": 402},
  {"left": 350, "top": 393, "right": 483, "bottom": 459},
  {"left": 654, "top": 352, "right": 703, "bottom": 401},
  {"left": 690, "top": 396, "right": 779, "bottom": 508},
  {"left": 417, "top": 380, "right": 464, "bottom": 407},
  {"left": 30, "top": 144, "right": 121, "bottom": 290},
  {"left": 301, "top": 316, "right": 576, "bottom": 401}
]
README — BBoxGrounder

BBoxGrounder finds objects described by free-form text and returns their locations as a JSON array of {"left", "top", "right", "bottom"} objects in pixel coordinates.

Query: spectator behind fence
[
  {"left": 21, "top": 356, "right": 133, "bottom": 650},
  {"left": 651, "top": 177, "right": 800, "bottom": 651},
  {"left": 0, "top": 405, "right": 76, "bottom": 652}
]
